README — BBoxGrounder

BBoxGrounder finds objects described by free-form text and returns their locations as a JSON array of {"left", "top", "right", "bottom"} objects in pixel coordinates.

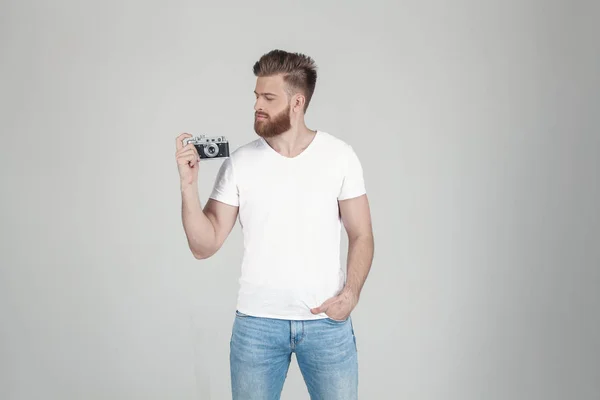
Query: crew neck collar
[{"left": 260, "top": 130, "right": 320, "bottom": 160}]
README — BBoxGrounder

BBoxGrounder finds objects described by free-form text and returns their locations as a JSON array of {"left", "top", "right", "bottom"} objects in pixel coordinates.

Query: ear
[{"left": 292, "top": 94, "right": 305, "bottom": 113}]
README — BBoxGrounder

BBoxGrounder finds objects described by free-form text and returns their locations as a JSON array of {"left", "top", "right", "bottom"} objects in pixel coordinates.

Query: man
[{"left": 175, "top": 49, "right": 374, "bottom": 399}]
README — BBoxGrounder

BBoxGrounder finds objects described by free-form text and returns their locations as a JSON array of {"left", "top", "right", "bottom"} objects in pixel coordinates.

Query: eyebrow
[{"left": 254, "top": 91, "right": 277, "bottom": 97}]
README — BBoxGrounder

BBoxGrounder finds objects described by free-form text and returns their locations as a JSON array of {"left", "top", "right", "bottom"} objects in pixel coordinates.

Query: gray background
[{"left": 1, "top": 0, "right": 598, "bottom": 399}]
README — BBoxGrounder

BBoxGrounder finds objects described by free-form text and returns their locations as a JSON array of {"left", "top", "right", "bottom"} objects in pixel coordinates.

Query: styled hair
[{"left": 252, "top": 49, "right": 317, "bottom": 112}]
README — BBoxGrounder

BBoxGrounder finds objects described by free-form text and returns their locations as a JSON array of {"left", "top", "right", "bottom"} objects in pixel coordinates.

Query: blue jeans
[{"left": 230, "top": 310, "right": 358, "bottom": 399}]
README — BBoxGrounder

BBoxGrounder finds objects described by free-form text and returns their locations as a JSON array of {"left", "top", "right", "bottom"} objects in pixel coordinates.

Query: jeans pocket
[{"left": 325, "top": 316, "right": 349, "bottom": 323}]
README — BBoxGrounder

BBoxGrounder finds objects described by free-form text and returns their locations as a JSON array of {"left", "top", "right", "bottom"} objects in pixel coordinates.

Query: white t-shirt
[{"left": 209, "top": 130, "right": 366, "bottom": 320}]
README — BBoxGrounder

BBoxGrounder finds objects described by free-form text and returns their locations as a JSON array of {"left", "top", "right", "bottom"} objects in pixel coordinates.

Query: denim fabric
[{"left": 230, "top": 310, "right": 358, "bottom": 399}]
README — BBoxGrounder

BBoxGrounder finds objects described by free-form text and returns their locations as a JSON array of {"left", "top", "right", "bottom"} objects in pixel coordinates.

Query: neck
[{"left": 264, "top": 122, "right": 317, "bottom": 158}]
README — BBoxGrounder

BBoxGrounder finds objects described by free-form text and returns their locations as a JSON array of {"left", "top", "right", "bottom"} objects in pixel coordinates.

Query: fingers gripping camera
[{"left": 185, "top": 135, "right": 230, "bottom": 160}]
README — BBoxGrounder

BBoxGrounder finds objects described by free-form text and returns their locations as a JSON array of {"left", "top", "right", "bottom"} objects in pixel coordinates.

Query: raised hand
[{"left": 175, "top": 133, "right": 200, "bottom": 187}]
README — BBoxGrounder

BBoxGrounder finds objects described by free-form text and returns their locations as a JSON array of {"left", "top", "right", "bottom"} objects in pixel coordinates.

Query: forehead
[{"left": 254, "top": 74, "right": 287, "bottom": 95}]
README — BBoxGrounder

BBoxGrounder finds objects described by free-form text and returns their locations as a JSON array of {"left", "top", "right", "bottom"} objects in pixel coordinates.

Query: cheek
[{"left": 273, "top": 103, "right": 288, "bottom": 116}]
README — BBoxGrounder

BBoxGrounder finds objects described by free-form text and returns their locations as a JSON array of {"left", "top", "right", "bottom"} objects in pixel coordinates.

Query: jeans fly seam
[
  {"left": 296, "top": 321, "right": 306, "bottom": 346},
  {"left": 290, "top": 320, "right": 296, "bottom": 351}
]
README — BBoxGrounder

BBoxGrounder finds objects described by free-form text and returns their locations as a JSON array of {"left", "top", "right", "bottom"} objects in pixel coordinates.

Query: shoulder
[
  {"left": 316, "top": 131, "right": 360, "bottom": 162},
  {"left": 227, "top": 138, "right": 264, "bottom": 166},
  {"left": 316, "top": 130, "right": 352, "bottom": 149}
]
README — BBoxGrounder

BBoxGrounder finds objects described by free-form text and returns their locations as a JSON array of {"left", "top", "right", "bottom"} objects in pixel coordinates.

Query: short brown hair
[{"left": 253, "top": 49, "right": 318, "bottom": 112}]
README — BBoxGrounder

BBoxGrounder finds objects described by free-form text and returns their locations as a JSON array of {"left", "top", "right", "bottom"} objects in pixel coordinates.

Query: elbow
[
  {"left": 191, "top": 245, "right": 217, "bottom": 260},
  {"left": 189, "top": 235, "right": 220, "bottom": 260},
  {"left": 187, "top": 235, "right": 218, "bottom": 260},
  {"left": 189, "top": 243, "right": 208, "bottom": 259},
  {"left": 349, "top": 232, "right": 374, "bottom": 244},
  {"left": 193, "top": 251, "right": 209, "bottom": 260},
  {"left": 192, "top": 249, "right": 212, "bottom": 260}
]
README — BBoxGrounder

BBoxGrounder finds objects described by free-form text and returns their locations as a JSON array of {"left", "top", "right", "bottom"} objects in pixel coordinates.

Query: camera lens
[{"left": 203, "top": 143, "right": 219, "bottom": 158}]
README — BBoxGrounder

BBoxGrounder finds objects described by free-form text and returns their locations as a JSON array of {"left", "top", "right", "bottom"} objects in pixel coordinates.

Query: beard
[{"left": 254, "top": 105, "right": 291, "bottom": 138}]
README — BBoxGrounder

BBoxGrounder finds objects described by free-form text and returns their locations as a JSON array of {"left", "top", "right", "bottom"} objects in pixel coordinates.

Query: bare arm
[
  {"left": 181, "top": 183, "right": 239, "bottom": 259},
  {"left": 176, "top": 132, "right": 239, "bottom": 259},
  {"left": 310, "top": 193, "right": 374, "bottom": 319},
  {"left": 339, "top": 194, "right": 375, "bottom": 301}
]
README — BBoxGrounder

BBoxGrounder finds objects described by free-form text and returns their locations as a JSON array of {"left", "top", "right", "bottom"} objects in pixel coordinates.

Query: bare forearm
[
  {"left": 344, "top": 234, "right": 374, "bottom": 300},
  {"left": 181, "top": 183, "right": 216, "bottom": 258}
]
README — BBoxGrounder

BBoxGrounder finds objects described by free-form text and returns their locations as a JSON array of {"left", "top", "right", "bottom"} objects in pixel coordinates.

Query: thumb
[{"left": 311, "top": 296, "right": 339, "bottom": 314}]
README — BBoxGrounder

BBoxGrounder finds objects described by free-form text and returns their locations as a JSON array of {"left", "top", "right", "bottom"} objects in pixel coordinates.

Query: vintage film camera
[{"left": 184, "top": 135, "right": 230, "bottom": 160}]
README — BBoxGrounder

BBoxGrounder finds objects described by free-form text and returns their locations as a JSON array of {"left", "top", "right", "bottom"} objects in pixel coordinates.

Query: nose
[{"left": 254, "top": 97, "right": 265, "bottom": 113}]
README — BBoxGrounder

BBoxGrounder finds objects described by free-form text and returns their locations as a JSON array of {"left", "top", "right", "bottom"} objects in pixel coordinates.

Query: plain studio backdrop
[{"left": 1, "top": 0, "right": 598, "bottom": 399}]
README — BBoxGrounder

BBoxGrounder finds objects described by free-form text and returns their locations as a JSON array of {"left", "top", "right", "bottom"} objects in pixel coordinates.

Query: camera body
[{"left": 184, "top": 135, "right": 230, "bottom": 160}]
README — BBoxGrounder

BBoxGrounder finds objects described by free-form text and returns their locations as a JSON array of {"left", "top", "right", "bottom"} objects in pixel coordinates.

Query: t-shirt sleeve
[
  {"left": 337, "top": 145, "right": 367, "bottom": 200},
  {"left": 208, "top": 157, "right": 239, "bottom": 207}
]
